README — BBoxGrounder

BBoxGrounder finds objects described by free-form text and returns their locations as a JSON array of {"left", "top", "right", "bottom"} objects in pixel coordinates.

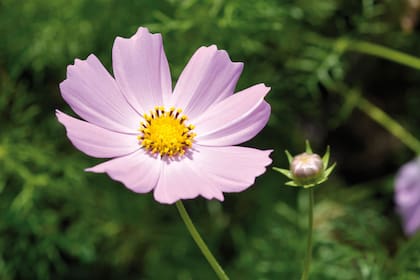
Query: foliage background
[{"left": 1, "top": 0, "right": 420, "bottom": 279}]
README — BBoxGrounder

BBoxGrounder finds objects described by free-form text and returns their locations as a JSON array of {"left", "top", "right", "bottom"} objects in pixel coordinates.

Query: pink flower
[
  {"left": 395, "top": 158, "right": 420, "bottom": 235},
  {"left": 56, "top": 27, "right": 272, "bottom": 204}
]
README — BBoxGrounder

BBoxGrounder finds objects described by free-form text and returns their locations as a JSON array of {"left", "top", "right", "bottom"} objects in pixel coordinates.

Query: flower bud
[
  {"left": 290, "top": 153, "right": 324, "bottom": 185},
  {"left": 273, "top": 140, "right": 336, "bottom": 188}
]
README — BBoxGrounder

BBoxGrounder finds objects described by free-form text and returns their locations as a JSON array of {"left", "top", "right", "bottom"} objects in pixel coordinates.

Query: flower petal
[
  {"left": 153, "top": 154, "right": 224, "bottom": 204},
  {"left": 194, "top": 84, "right": 270, "bottom": 146},
  {"left": 172, "top": 45, "right": 243, "bottom": 119},
  {"left": 56, "top": 110, "right": 139, "bottom": 158},
  {"left": 192, "top": 145, "right": 272, "bottom": 193},
  {"left": 400, "top": 202, "right": 420, "bottom": 235},
  {"left": 60, "top": 54, "right": 139, "bottom": 134},
  {"left": 395, "top": 160, "right": 420, "bottom": 208},
  {"left": 395, "top": 158, "right": 420, "bottom": 235},
  {"left": 112, "top": 27, "right": 172, "bottom": 113},
  {"left": 86, "top": 149, "right": 161, "bottom": 194}
]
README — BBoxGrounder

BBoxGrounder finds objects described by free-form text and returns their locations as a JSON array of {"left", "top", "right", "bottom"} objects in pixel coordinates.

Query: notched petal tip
[
  {"left": 153, "top": 184, "right": 223, "bottom": 204},
  {"left": 71, "top": 58, "right": 85, "bottom": 69},
  {"left": 204, "top": 44, "right": 218, "bottom": 52},
  {"left": 154, "top": 193, "right": 225, "bottom": 205},
  {"left": 264, "top": 149, "right": 274, "bottom": 165},
  {"left": 216, "top": 47, "right": 244, "bottom": 67},
  {"left": 261, "top": 84, "right": 272, "bottom": 94},
  {"left": 115, "top": 26, "right": 160, "bottom": 42},
  {"left": 259, "top": 85, "right": 271, "bottom": 96},
  {"left": 198, "top": 44, "right": 244, "bottom": 66},
  {"left": 136, "top": 26, "right": 150, "bottom": 33},
  {"left": 55, "top": 109, "right": 67, "bottom": 123},
  {"left": 64, "top": 54, "right": 98, "bottom": 79},
  {"left": 242, "top": 83, "right": 271, "bottom": 97},
  {"left": 84, "top": 166, "right": 100, "bottom": 173}
]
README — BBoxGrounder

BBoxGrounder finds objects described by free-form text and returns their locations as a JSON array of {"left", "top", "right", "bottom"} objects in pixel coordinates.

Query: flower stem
[
  {"left": 175, "top": 200, "right": 229, "bottom": 280},
  {"left": 345, "top": 40, "right": 420, "bottom": 71},
  {"left": 356, "top": 95, "right": 420, "bottom": 155},
  {"left": 301, "top": 189, "right": 314, "bottom": 280},
  {"left": 337, "top": 40, "right": 420, "bottom": 155},
  {"left": 331, "top": 83, "right": 420, "bottom": 155}
]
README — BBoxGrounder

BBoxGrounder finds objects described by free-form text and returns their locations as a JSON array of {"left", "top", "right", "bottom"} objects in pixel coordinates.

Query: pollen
[{"left": 138, "top": 106, "right": 196, "bottom": 157}]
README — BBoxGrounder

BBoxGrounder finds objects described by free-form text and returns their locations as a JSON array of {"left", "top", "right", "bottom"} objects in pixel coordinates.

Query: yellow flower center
[{"left": 138, "top": 106, "right": 196, "bottom": 157}]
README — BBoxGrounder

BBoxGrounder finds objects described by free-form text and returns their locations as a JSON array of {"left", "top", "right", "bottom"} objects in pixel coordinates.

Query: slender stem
[
  {"left": 301, "top": 189, "right": 314, "bottom": 280},
  {"left": 356, "top": 96, "right": 420, "bottom": 155},
  {"left": 327, "top": 39, "right": 420, "bottom": 155},
  {"left": 332, "top": 84, "right": 420, "bottom": 155},
  {"left": 342, "top": 39, "right": 420, "bottom": 70},
  {"left": 175, "top": 201, "right": 229, "bottom": 280}
]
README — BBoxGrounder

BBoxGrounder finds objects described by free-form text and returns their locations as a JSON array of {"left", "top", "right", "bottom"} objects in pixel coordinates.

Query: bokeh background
[{"left": 1, "top": 0, "right": 420, "bottom": 279}]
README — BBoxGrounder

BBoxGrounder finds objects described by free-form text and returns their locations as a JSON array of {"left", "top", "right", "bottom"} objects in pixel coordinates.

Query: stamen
[{"left": 138, "top": 106, "right": 196, "bottom": 157}]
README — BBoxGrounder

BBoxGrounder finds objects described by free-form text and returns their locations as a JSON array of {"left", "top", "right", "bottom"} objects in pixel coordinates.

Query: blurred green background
[{"left": 1, "top": 0, "right": 420, "bottom": 279}]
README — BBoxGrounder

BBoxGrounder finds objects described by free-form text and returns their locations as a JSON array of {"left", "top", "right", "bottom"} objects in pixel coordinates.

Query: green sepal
[
  {"left": 301, "top": 162, "right": 335, "bottom": 189},
  {"left": 322, "top": 145, "right": 330, "bottom": 168},
  {"left": 285, "top": 181, "right": 300, "bottom": 187},
  {"left": 273, "top": 167, "right": 293, "bottom": 179},
  {"left": 305, "top": 140, "right": 313, "bottom": 154},
  {"left": 303, "top": 183, "right": 317, "bottom": 189},
  {"left": 304, "top": 179, "right": 326, "bottom": 188},
  {"left": 324, "top": 162, "right": 336, "bottom": 177},
  {"left": 285, "top": 150, "right": 293, "bottom": 164}
]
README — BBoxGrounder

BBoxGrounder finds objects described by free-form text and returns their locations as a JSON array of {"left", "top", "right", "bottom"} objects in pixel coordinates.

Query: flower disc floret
[{"left": 138, "top": 106, "right": 196, "bottom": 157}]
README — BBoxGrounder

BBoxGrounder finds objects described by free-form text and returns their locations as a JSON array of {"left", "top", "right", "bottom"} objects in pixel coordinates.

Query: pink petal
[
  {"left": 192, "top": 145, "right": 272, "bottom": 193},
  {"left": 56, "top": 110, "right": 139, "bottom": 158},
  {"left": 112, "top": 27, "right": 172, "bottom": 113},
  {"left": 400, "top": 202, "right": 420, "bottom": 235},
  {"left": 395, "top": 162, "right": 420, "bottom": 208},
  {"left": 406, "top": 207, "right": 420, "bottom": 235},
  {"left": 153, "top": 154, "right": 224, "bottom": 204},
  {"left": 172, "top": 45, "right": 243, "bottom": 119},
  {"left": 60, "top": 54, "right": 139, "bottom": 134},
  {"left": 86, "top": 149, "right": 161, "bottom": 194},
  {"left": 194, "top": 84, "right": 270, "bottom": 146},
  {"left": 395, "top": 158, "right": 420, "bottom": 235}
]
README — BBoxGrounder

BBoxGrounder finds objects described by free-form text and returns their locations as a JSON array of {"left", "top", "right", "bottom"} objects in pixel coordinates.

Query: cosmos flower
[
  {"left": 395, "top": 158, "right": 420, "bottom": 236},
  {"left": 56, "top": 27, "right": 272, "bottom": 204}
]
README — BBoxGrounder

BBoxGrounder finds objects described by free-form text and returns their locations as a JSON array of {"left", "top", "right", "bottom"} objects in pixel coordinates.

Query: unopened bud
[
  {"left": 273, "top": 140, "right": 336, "bottom": 188},
  {"left": 290, "top": 153, "right": 324, "bottom": 185}
]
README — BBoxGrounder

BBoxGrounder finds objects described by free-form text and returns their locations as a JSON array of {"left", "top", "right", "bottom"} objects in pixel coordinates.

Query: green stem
[
  {"left": 341, "top": 39, "right": 420, "bottom": 70},
  {"left": 333, "top": 85, "right": 420, "bottom": 155},
  {"left": 357, "top": 96, "right": 420, "bottom": 155},
  {"left": 175, "top": 201, "right": 229, "bottom": 280},
  {"left": 301, "top": 189, "right": 314, "bottom": 280},
  {"left": 327, "top": 39, "right": 420, "bottom": 155}
]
